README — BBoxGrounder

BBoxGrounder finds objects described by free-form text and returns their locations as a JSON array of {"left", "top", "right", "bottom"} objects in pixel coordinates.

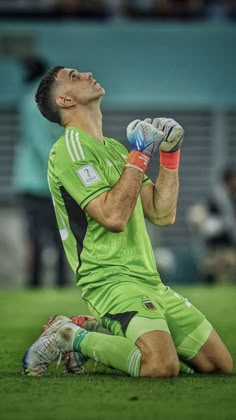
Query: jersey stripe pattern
[{"left": 65, "top": 129, "right": 85, "bottom": 162}]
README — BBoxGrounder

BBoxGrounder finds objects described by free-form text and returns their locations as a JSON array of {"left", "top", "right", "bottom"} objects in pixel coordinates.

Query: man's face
[{"left": 55, "top": 68, "right": 105, "bottom": 107}]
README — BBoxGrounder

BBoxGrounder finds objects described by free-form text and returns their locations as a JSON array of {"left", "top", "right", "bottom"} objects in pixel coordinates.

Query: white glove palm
[{"left": 145, "top": 118, "right": 184, "bottom": 152}]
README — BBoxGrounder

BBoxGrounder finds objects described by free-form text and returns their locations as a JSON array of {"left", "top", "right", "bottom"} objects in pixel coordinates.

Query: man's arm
[
  {"left": 141, "top": 117, "right": 184, "bottom": 226},
  {"left": 85, "top": 167, "right": 143, "bottom": 232},
  {"left": 141, "top": 166, "right": 179, "bottom": 226},
  {"left": 86, "top": 117, "right": 183, "bottom": 231},
  {"left": 85, "top": 120, "right": 164, "bottom": 232}
]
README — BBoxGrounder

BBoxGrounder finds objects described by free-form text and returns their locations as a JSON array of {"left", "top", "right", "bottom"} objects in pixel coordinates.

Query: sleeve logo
[{"left": 76, "top": 164, "right": 101, "bottom": 187}]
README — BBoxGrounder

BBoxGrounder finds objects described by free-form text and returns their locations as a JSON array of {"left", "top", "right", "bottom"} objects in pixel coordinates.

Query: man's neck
[{"left": 64, "top": 106, "right": 104, "bottom": 144}]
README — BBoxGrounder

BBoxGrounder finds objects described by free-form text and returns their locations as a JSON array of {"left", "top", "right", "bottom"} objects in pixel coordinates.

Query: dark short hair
[{"left": 35, "top": 65, "right": 64, "bottom": 124}]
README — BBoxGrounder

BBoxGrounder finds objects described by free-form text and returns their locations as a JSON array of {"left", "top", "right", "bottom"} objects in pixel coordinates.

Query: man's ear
[{"left": 56, "top": 95, "right": 75, "bottom": 108}]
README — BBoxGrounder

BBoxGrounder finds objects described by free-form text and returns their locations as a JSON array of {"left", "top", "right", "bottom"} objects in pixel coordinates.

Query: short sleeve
[{"left": 59, "top": 160, "right": 111, "bottom": 209}]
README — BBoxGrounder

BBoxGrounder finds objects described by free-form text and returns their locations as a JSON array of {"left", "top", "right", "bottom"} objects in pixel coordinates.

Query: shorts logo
[
  {"left": 141, "top": 299, "right": 157, "bottom": 311},
  {"left": 76, "top": 164, "right": 101, "bottom": 187}
]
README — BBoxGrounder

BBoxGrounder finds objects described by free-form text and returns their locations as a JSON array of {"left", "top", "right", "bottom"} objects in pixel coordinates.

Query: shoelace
[
  {"left": 36, "top": 335, "right": 61, "bottom": 364},
  {"left": 56, "top": 351, "right": 64, "bottom": 370}
]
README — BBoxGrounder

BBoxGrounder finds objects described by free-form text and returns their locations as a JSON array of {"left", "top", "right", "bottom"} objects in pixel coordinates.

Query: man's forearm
[
  {"left": 104, "top": 167, "right": 143, "bottom": 229},
  {"left": 151, "top": 165, "right": 179, "bottom": 224},
  {"left": 140, "top": 117, "right": 183, "bottom": 225}
]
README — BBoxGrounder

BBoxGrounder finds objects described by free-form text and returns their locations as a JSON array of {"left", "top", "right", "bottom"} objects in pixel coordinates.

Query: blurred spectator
[
  {"left": 0, "top": 0, "right": 54, "bottom": 19},
  {"left": 153, "top": 0, "right": 205, "bottom": 20},
  {"left": 123, "top": 0, "right": 154, "bottom": 19},
  {"left": 106, "top": 0, "right": 124, "bottom": 19},
  {"left": 13, "top": 56, "right": 67, "bottom": 287},
  {"left": 205, "top": 0, "right": 236, "bottom": 21},
  {"left": 124, "top": 0, "right": 205, "bottom": 20},
  {"left": 187, "top": 166, "right": 236, "bottom": 284},
  {"left": 49, "top": 0, "right": 111, "bottom": 20},
  {"left": 1, "top": 0, "right": 235, "bottom": 21},
  {"left": 0, "top": 0, "right": 111, "bottom": 20}
]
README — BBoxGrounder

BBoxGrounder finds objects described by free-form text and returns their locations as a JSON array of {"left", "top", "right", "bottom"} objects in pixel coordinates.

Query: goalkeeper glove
[
  {"left": 145, "top": 117, "right": 184, "bottom": 169},
  {"left": 126, "top": 119, "right": 164, "bottom": 173}
]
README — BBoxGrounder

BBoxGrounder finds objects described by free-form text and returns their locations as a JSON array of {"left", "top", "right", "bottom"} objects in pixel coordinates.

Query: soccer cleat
[
  {"left": 22, "top": 335, "right": 61, "bottom": 376},
  {"left": 42, "top": 315, "right": 98, "bottom": 374},
  {"left": 42, "top": 314, "right": 98, "bottom": 334},
  {"left": 41, "top": 315, "right": 73, "bottom": 337},
  {"left": 22, "top": 316, "right": 88, "bottom": 376},
  {"left": 64, "top": 351, "right": 88, "bottom": 374}
]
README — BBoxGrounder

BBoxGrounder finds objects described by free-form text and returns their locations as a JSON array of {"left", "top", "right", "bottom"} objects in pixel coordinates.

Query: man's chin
[
  {"left": 98, "top": 88, "right": 106, "bottom": 99},
  {"left": 92, "top": 87, "right": 105, "bottom": 102}
]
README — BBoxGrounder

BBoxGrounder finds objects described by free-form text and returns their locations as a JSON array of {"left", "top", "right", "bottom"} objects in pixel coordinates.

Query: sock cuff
[
  {"left": 73, "top": 329, "right": 89, "bottom": 352},
  {"left": 127, "top": 348, "right": 142, "bottom": 377}
]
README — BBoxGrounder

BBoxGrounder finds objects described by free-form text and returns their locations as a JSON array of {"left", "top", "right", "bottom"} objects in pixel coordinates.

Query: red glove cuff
[
  {"left": 160, "top": 150, "right": 180, "bottom": 170},
  {"left": 126, "top": 150, "right": 151, "bottom": 174}
]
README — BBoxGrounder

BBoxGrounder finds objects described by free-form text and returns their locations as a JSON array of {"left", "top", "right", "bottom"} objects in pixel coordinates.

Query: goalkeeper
[{"left": 23, "top": 66, "right": 233, "bottom": 377}]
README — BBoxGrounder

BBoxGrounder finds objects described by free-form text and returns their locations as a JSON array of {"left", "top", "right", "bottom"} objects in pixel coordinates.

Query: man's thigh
[
  {"left": 154, "top": 283, "right": 213, "bottom": 361},
  {"left": 188, "top": 328, "right": 233, "bottom": 373},
  {"left": 82, "top": 278, "right": 171, "bottom": 342}
]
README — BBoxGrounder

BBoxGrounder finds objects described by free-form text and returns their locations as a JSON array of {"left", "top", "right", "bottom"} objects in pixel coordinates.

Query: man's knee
[
  {"left": 141, "top": 351, "right": 180, "bottom": 377},
  {"left": 218, "top": 355, "right": 233, "bottom": 374},
  {"left": 190, "top": 329, "right": 234, "bottom": 374},
  {"left": 136, "top": 331, "right": 180, "bottom": 378},
  {"left": 203, "top": 354, "right": 233, "bottom": 374}
]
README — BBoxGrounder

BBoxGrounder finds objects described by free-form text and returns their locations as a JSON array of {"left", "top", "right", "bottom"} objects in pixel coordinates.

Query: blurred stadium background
[{"left": 0, "top": 0, "right": 235, "bottom": 287}]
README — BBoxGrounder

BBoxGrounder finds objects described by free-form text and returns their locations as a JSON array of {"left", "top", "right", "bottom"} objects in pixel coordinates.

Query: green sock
[
  {"left": 179, "top": 361, "right": 195, "bottom": 374},
  {"left": 73, "top": 330, "right": 141, "bottom": 377},
  {"left": 79, "top": 322, "right": 194, "bottom": 376}
]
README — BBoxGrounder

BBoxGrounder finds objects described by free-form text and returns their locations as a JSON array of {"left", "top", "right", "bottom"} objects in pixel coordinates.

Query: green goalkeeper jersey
[{"left": 48, "top": 126, "right": 161, "bottom": 287}]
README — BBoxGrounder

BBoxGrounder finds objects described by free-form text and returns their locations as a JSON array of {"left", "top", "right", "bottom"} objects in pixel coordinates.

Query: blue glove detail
[{"left": 127, "top": 120, "right": 165, "bottom": 157}]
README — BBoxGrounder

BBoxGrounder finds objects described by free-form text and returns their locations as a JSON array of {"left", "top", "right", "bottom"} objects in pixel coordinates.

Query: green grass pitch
[{"left": 0, "top": 285, "right": 235, "bottom": 420}]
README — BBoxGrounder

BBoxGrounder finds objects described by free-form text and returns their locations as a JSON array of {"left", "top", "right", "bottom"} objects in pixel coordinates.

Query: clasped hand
[{"left": 127, "top": 118, "right": 184, "bottom": 157}]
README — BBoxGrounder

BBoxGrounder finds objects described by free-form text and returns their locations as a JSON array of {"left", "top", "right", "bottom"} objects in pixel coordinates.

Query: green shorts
[{"left": 81, "top": 276, "right": 213, "bottom": 361}]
